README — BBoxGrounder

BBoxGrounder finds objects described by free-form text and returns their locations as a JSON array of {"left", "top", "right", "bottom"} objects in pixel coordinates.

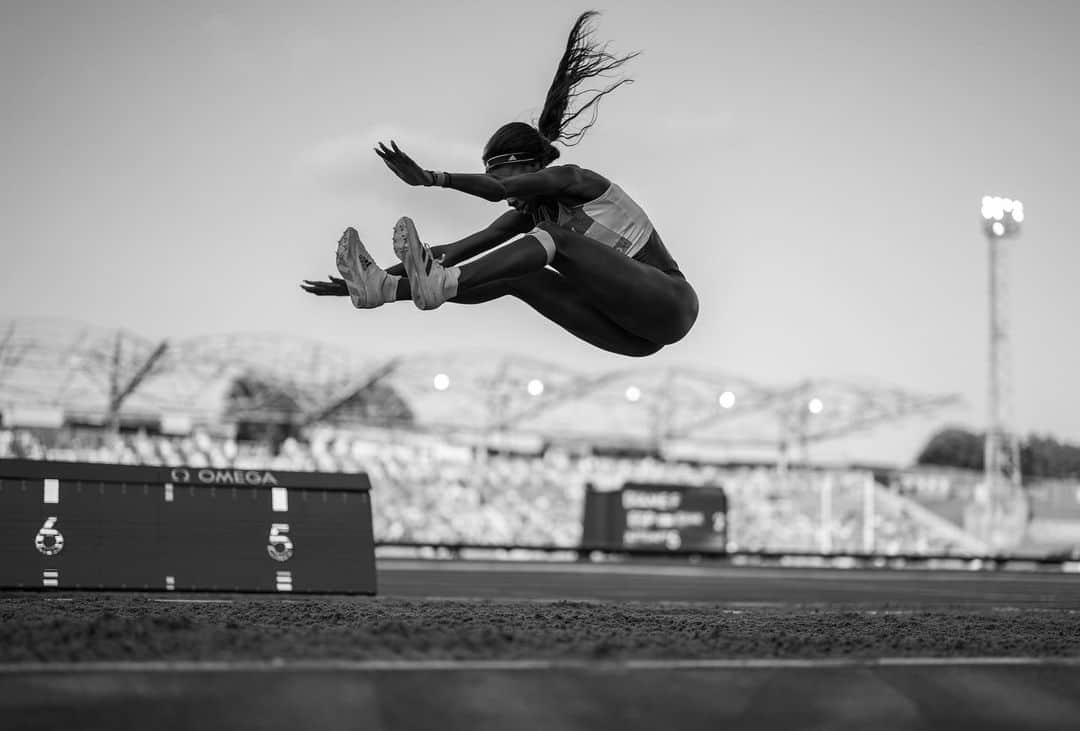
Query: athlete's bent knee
[
  {"left": 526, "top": 226, "right": 557, "bottom": 264},
  {"left": 535, "top": 221, "right": 567, "bottom": 248}
]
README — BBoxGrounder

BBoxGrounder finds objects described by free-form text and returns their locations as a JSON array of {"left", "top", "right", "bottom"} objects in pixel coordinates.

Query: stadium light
[
  {"left": 981, "top": 192, "right": 1026, "bottom": 521},
  {"left": 981, "top": 195, "right": 1023, "bottom": 239},
  {"left": 808, "top": 397, "right": 824, "bottom": 415},
  {"left": 527, "top": 378, "right": 544, "bottom": 396},
  {"left": 433, "top": 373, "right": 450, "bottom": 391},
  {"left": 625, "top": 385, "right": 642, "bottom": 403},
  {"left": 718, "top": 391, "right": 736, "bottom": 409}
]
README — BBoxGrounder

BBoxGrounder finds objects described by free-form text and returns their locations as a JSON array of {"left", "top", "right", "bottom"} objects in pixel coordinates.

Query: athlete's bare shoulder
[{"left": 552, "top": 164, "right": 610, "bottom": 203}]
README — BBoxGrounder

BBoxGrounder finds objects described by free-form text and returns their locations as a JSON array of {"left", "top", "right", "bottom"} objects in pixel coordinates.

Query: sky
[{"left": 1, "top": 0, "right": 1078, "bottom": 464}]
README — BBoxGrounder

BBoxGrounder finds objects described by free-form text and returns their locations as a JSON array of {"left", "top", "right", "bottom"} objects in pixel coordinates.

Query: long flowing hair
[
  {"left": 537, "top": 10, "right": 639, "bottom": 145},
  {"left": 483, "top": 11, "right": 639, "bottom": 167}
]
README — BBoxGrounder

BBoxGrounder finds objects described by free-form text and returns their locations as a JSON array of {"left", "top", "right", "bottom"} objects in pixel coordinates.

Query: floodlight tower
[{"left": 980, "top": 195, "right": 1024, "bottom": 511}]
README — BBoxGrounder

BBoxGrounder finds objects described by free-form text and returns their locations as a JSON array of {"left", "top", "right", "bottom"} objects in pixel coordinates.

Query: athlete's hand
[
  {"left": 300, "top": 275, "right": 349, "bottom": 296},
  {"left": 375, "top": 140, "right": 433, "bottom": 186}
]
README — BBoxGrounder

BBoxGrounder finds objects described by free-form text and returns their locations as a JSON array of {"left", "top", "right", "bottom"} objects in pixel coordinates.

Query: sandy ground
[
  {"left": 2, "top": 593, "right": 1079, "bottom": 662},
  {"left": 3, "top": 561, "right": 1079, "bottom": 730}
]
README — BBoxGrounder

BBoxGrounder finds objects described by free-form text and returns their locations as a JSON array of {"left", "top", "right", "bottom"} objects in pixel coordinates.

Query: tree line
[{"left": 917, "top": 428, "right": 1080, "bottom": 480}]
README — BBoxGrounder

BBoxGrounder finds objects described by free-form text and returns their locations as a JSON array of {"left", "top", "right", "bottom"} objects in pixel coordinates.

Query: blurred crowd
[{"left": 1, "top": 427, "right": 965, "bottom": 554}]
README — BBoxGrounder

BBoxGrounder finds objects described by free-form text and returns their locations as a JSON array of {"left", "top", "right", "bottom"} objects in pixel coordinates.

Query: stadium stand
[{"left": 1, "top": 427, "right": 991, "bottom": 554}]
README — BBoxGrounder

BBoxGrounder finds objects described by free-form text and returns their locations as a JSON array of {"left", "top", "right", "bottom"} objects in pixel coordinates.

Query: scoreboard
[
  {"left": 0, "top": 460, "right": 376, "bottom": 594},
  {"left": 581, "top": 482, "right": 728, "bottom": 552}
]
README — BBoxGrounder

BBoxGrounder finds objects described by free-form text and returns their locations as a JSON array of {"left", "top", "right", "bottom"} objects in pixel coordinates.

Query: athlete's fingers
[
  {"left": 300, "top": 277, "right": 344, "bottom": 293},
  {"left": 303, "top": 284, "right": 341, "bottom": 296}
]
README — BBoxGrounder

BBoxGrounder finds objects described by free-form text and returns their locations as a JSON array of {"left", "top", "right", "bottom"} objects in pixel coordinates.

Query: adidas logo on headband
[{"left": 484, "top": 152, "right": 536, "bottom": 171}]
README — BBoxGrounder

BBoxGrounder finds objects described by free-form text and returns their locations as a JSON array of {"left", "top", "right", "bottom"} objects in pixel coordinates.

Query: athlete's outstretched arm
[
  {"left": 375, "top": 140, "right": 585, "bottom": 202},
  {"left": 435, "top": 166, "right": 581, "bottom": 203}
]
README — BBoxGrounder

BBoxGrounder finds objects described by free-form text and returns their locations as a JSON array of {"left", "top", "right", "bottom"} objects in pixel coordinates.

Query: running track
[
  {"left": 3, "top": 560, "right": 1078, "bottom": 730},
  {"left": 377, "top": 558, "right": 1080, "bottom": 607}
]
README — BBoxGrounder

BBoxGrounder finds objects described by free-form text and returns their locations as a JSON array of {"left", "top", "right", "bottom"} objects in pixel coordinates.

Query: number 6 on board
[{"left": 35, "top": 516, "right": 64, "bottom": 556}]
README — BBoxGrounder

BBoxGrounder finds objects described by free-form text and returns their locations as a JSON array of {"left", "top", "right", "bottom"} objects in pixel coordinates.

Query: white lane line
[
  {"left": 1, "top": 656, "right": 1078, "bottom": 674},
  {"left": 390, "top": 595, "right": 790, "bottom": 610}
]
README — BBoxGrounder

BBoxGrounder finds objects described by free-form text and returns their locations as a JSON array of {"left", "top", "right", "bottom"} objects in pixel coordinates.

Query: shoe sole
[
  {"left": 335, "top": 228, "right": 378, "bottom": 309},
  {"left": 394, "top": 217, "right": 442, "bottom": 310}
]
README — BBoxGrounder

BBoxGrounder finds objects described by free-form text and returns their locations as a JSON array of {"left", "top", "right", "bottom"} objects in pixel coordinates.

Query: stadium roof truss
[
  {"left": 0, "top": 319, "right": 172, "bottom": 422},
  {"left": 0, "top": 320, "right": 962, "bottom": 454}
]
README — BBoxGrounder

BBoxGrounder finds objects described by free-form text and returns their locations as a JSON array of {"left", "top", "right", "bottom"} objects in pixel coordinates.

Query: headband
[{"left": 484, "top": 152, "right": 536, "bottom": 172}]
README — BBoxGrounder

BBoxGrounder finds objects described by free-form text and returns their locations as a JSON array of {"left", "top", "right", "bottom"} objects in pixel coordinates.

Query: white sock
[{"left": 443, "top": 267, "right": 461, "bottom": 300}]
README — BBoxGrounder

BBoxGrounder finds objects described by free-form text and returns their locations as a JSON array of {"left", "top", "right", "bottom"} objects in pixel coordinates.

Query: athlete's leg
[
  {"left": 451, "top": 225, "right": 698, "bottom": 345},
  {"left": 539, "top": 222, "right": 699, "bottom": 345},
  {"left": 388, "top": 272, "right": 508, "bottom": 305},
  {"left": 337, "top": 250, "right": 526, "bottom": 306},
  {"left": 497, "top": 269, "right": 662, "bottom": 357},
  {"left": 455, "top": 238, "right": 549, "bottom": 291},
  {"left": 387, "top": 262, "right": 659, "bottom": 356},
  {"left": 394, "top": 216, "right": 687, "bottom": 351}
]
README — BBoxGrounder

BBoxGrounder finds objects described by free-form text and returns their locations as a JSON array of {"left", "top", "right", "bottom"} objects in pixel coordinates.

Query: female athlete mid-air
[{"left": 301, "top": 11, "right": 698, "bottom": 357}]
